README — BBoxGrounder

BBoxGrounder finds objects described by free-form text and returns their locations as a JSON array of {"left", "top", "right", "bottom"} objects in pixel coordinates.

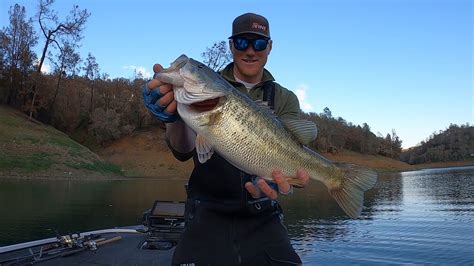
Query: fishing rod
[
  {"left": 0, "top": 228, "right": 140, "bottom": 265},
  {"left": 0, "top": 228, "right": 139, "bottom": 254}
]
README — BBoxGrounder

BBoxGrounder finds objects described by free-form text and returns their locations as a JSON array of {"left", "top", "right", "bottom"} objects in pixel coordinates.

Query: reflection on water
[
  {"left": 281, "top": 166, "right": 474, "bottom": 264},
  {"left": 0, "top": 178, "right": 187, "bottom": 245},
  {"left": 0, "top": 166, "right": 473, "bottom": 264}
]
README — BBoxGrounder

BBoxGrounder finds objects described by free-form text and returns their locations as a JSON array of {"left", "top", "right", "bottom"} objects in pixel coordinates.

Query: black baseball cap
[{"left": 229, "top": 13, "right": 270, "bottom": 39}]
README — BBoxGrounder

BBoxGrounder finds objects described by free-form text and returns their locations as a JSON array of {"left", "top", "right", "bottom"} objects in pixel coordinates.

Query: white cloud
[
  {"left": 294, "top": 84, "right": 314, "bottom": 112},
  {"left": 41, "top": 63, "right": 51, "bottom": 74},
  {"left": 33, "top": 60, "right": 51, "bottom": 74},
  {"left": 123, "top": 65, "right": 152, "bottom": 79}
]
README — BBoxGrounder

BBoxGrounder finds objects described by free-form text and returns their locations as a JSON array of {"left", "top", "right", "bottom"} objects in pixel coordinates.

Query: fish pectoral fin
[
  {"left": 282, "top": 119, "right": 318, "bottom": 145},
  {"left": 195, "top": 134, "right": 214, "bottom": 163},
  {"left": 328, "top": 164, "right": 377, "bottom": 219}
]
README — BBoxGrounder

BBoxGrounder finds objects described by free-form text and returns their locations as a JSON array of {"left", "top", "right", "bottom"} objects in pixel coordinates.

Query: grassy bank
[{"left": 0, "top": 105, "right": 123, "bottom": 178}]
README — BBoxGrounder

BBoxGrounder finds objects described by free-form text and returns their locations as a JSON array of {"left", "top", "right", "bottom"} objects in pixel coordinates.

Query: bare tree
[
  {"left": 29, "top": 0, "right": 90, "bottom": 120},
  {"left": 201, "top": 40, "right": 232, "bottom": 71},
  {"left": 390, "top": 129, "right": 402, "bottom": 158},
  {"left": 49, "top": 42, "right": 80, "bottom": 115},
  {"left": 0, "top": 4, "right": 37, "bottom": 105},
  {"left": 83, "top": 52, "right": 99, "bottom": 113}
]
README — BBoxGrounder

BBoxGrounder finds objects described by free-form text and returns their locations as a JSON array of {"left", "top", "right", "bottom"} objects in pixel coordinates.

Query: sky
[{"left": 1, "top": 0, "right": 472, "bottom": 149}]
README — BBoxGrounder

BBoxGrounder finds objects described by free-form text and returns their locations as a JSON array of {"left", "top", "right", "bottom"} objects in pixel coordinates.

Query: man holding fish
[
  {"left": 144, "top": 12, "right": 375, "bottom": 266},
  {"left": 145, "top": 12, "right": 307, "bottom": 265}
]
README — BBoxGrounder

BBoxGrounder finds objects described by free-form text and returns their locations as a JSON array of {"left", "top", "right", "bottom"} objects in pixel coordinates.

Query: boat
[{"left": 0, "top": 201, "right": 185, "bottom": 265}]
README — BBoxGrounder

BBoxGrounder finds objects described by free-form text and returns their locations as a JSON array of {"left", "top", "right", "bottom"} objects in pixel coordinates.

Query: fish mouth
[
  {"left": 168, "top": 54, "right": 189, "bottom": 71},
  {"left": 189, "top": 97, "right": 224, "bottom": 112}
]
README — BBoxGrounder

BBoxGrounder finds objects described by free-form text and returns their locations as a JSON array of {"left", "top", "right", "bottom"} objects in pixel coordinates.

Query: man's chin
[
  {"left": 240, "top": 68, "right": 261, "bottom": 77},
  {"left": 234, "top": 64, "right": 264, "bottom": 81}
]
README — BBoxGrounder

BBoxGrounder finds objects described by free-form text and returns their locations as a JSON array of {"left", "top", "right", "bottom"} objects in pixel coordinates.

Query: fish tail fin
[{"left": 328, "top": 164, "right": 377, "bottom": 219}]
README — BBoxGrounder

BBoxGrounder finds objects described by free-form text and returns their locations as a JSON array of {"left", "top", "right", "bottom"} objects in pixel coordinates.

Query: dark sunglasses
[{"left": 232, "top": 37, "right": 269, "bottom": 52}]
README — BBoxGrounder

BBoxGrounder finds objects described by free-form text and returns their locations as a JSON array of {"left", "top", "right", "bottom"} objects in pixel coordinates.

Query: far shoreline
[
  {"left": 0, "top": 172, "right": 190, "bottom": 181},
  {"left": 1, "top": 160, "right": 472, "bottom": 180},
  {"left": 383, "top": 160, "right": 474, "bottom": 173}
]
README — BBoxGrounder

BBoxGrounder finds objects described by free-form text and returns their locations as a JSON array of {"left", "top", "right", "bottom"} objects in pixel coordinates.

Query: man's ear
[
  {"left": 267, "top": 40, "right": 273, "bottom": 55},
  {"left": 229, "top": 40, "right": 235, "bottom": 54}
]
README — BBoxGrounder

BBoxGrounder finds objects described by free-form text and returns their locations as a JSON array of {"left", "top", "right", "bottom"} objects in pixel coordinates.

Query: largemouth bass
[{"left": 156, "top": 54, "right": 377, "bottom": 218}]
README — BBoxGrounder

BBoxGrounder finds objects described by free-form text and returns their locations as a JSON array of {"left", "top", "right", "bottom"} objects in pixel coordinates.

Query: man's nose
[{"left": 245, "top": 45, "right": 256, "bottom": 55}]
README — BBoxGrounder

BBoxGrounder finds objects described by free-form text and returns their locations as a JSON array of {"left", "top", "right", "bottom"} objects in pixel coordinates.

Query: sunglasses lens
[
  {"left": 233, "top": 37, "right": 268, "bottom": 51},
  {"left": 253, "top": 39, "right": 268, "bottom": 51},
  {"left": 234, "top": 38, "right": 249, "bottom": 51}
]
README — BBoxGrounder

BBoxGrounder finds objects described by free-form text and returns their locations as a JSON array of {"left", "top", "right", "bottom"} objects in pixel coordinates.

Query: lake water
[{"left": 1, "top": 166, "right": 473, "bottom": 264}]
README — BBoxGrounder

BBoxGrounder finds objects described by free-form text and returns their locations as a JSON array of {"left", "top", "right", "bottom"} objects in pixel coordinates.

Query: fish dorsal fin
[
  {"left": 195, "top": 134, "right": 214, "bottom": 163},
  {"left": 282, "top": 119, "right": 318, "bottom": 145}
]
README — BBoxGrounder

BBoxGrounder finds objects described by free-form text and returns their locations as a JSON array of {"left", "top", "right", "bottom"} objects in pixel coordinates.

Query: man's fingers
[
  {"left": 165, "top": 99, "right": 177, "bottom": 113},
  {"left": 257, "top": 179, "right": 278, "bottom": 200},
  {"left": 159, "top": 83, "right": 173, "bottom": 94},
  {"left": 147, "top": 80, "right": 173, "bottom": 99},
  {"left": 245, "top": 182, "right": 261, "bottom": 198},
  {"left": 158, "top": 91, "right": 174, "bottom": 106},
  {"left": 247, "top": 170, "right": 308, "bottom": 201},
  {"left": 147, "top": 78, "right": 165, "bottom": 89},
  {"left": 148, "top": 64, "right": 171, "bottom": 90},
  {"left": 272, "top": 169, "right": 292, "bottom": 194},
  {"left": 297, "top": 169, "right": 310, "bottom": 186}
]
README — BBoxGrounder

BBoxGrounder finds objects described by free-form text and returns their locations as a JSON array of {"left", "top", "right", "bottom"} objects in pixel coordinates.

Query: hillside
[
  {"left": 0, "top": 105, "right": 123, "bottom": 179},
  {"left": 98, "top": 130, "right": 474, "bottom": 176},
  {"left": 401, "top": 124, "right": 473, "bottom": 164},
  {"left": 94, "top": 128, "right": 193, "bottom": 179},
  {"left": 1, "top": 105, "right": 472, "bottom": 179},
  {"left": 98, "top": 129, "right": 413, "bottom": 175}
]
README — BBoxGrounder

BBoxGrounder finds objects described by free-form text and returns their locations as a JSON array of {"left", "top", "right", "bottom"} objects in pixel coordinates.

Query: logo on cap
[{"left": 252, "top": 22, "right": 267, "bottom": 31}]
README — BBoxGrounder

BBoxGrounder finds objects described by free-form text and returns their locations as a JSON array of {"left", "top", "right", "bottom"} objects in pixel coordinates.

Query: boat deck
[
  {"left": 1, "top": 201, "right": 185, "bottom": 265},
  {"left": 0, "top": 229, "right": 175, "bottom": 265}
]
